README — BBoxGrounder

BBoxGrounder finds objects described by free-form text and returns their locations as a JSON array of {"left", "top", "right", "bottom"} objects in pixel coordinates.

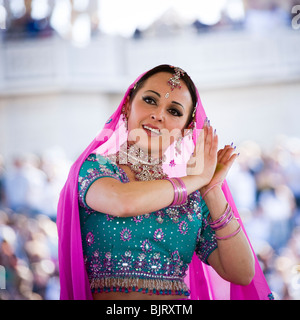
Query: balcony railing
[{"left": 0, "top": 28, "right": 299, "bottom": 96}]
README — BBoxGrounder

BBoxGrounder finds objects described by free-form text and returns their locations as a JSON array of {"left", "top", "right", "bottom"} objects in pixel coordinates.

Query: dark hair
[{"left": 129, "top": 64, "right": 198, "bottom": 127}]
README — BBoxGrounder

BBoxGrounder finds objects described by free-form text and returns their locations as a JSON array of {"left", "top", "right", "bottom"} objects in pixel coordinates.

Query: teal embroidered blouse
[{"left": 78, "top": 153, "right": 218, "bottom": 297}]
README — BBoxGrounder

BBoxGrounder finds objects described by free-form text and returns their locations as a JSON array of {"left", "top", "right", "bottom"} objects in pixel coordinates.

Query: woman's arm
[
  {"left": 86, "top": 174, "right": 207, "bottom": 217},
  {"left": 204, "top": 186, "right": 255, "bottom": 286},
  {"left": 199, "top": 136, "right": 255, "bottom": 286}
]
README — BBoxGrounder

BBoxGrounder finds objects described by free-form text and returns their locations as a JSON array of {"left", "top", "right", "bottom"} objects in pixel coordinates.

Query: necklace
[{"left": 108, "top": 142, "right": 167, "bottom": 181}]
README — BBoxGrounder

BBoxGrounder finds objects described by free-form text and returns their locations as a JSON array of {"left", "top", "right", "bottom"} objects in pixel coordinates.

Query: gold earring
[{"left": 122, "top": 103, "right": 128, "bottom": 131}]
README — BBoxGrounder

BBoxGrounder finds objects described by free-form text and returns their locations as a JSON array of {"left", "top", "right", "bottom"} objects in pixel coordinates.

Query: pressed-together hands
[{"left": 187, "top": 117, "right": 239, "bottom": 191}]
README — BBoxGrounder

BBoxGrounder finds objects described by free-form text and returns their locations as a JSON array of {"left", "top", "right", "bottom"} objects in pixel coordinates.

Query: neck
[{"left": 126, "top": 141, "right": 164, "bottom": 165}]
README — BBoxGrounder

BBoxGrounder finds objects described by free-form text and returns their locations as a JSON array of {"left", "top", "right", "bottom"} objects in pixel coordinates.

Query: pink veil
[{"left": 57, "top": 67, "right": 273, "bottom": 300}]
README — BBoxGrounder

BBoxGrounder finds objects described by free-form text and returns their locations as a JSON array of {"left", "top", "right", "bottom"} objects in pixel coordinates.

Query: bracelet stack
[
  {"left": 208, "top": 203, "right": 241, "bottom": 240},
  {"left": 165, "top": 177, "right": 188, "bottom": 206}
]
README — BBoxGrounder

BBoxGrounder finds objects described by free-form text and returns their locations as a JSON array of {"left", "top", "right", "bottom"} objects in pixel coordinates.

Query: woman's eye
[
  {"left": 169, "top": 108, "right": 182, "bottom": 117},
  {"left": 143, "top": 96, "right": 156, "bottom": 105}
]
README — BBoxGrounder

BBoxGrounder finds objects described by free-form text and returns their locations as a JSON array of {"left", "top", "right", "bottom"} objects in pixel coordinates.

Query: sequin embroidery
[
  {"left": 86, "top": 231, "right": 94, "bottom": 246},
  {"left": 141, "top": 239, "right": 152, "bottom": 253},
  {"left": 133, "top": 215, "right": 143, "bottom": 224},
  {"left": 154, "top": 228, "right": 164, "bottom": 242},
  {"left": 120, "top": 228, "right": 132, "bottom": 242},
  {"left": 178, "top": 221, "right": 188, "bottom": 235}
]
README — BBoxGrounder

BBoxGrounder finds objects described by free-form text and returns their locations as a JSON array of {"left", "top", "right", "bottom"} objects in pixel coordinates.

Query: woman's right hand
[{"left": 186, "top": 119, "right": 218, "bottom": 186}]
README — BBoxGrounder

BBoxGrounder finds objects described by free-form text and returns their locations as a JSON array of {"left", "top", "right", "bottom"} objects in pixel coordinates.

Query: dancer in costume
[{"left": 57, "top": 65, "right": 273, "bottom": 300}]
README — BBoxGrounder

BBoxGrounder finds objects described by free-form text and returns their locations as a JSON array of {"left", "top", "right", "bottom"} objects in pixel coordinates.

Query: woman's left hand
[{"left": 202, "top": 144, "right": 239, "bottom": 192}]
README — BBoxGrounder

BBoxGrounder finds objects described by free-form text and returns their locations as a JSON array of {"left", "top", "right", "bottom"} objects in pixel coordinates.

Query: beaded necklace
[{"left": 111, "top": 142, "right": 168, "bottom": 181}]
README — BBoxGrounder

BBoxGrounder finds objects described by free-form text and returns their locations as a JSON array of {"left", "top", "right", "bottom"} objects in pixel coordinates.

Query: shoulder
[
  {"left": 78, "top": 153, "right": 128, "bottom": 189},
  {"left": 78, "top": 153, "right": 126, "bottom": 209},
  {"left": 80, "top": 153, "right": 118, "bottom": 175}
]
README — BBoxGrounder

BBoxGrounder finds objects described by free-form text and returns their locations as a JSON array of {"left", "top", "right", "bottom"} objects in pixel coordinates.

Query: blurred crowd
[
  {"left": 0, "top": 148, "right": 70, "bottom": 300},
  {"left": 1, "top": 0, "right": 298, "bottom": 41},
  {"left": 228, "top": 136, "right": 300, "bottom": 300},
  {"left": 0, "top": 136, "right": 300, "bottom": 300}
]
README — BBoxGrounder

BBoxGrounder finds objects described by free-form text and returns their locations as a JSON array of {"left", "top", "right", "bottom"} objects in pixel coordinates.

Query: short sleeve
[
  {"left": 195, "top": 199, "right": 218, "bottom": 265},
  {"left": 78, "top": 154, "right": 124, "bottom": 210}
]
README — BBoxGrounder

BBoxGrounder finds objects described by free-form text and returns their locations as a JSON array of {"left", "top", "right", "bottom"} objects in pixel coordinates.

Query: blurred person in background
[
  {"left": 0, "top": 155, "right": 5, "bottom": 209},
  {"left": 3, "top": 154, "right": 47, "bottom": 215},
  {"left": 3, "top": 156, "right": 30, "bottom": 213}
]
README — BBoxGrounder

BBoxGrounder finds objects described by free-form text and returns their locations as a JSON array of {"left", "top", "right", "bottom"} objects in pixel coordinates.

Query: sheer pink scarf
[{"left": 57, "top": 69, "right": 272, "bottom": 300}]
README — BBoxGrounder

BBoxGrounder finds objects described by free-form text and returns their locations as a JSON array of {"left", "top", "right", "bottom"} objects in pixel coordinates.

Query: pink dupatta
[{"left": 57, "top": 67, "right": 272, "bottom": 300}]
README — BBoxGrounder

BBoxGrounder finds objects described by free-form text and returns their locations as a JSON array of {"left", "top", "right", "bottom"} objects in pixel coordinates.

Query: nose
[{"left": 150, "top": 109, "right": 164, "bottom": 122}]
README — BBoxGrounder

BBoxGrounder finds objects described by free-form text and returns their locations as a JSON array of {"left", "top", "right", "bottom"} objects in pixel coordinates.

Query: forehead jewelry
[
  {"left": 165, "top": 92, "right": 170, "bottom": 99},
  {"left": 168, "top": 67, "right": 185, "bottom": 91}
]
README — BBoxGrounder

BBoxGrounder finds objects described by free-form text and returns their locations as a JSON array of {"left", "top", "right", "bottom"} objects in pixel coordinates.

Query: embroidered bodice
[{"left": 78, "top": 153, "right": 217, "bottom": 297}]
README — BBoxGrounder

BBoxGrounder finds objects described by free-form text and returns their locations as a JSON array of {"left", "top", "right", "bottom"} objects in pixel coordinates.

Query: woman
[{"left": 57, "top": 65, "right": 273, "bottom": 300}]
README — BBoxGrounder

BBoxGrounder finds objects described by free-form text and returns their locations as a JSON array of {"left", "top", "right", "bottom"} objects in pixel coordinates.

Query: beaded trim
[{"left": 90, "top": 277, "right": 190, "bottom": 296}]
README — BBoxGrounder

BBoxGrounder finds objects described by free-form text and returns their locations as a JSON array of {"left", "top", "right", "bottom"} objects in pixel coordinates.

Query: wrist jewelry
[
  {"left": 215, "top": 225, "right": 242, "bottom": 241},
  {"left": 173, "top": 177, "right": 187, "bottom": 205},
  {"left": 208, "top": 203, "right": 239, "bottom": 231},
  {"left": 207, "top": 202, "right": 242, "bottom": 240},
  {"left": 208, "top": 203, "right": 231, "bottom": 227},
  {"left": 165, "top": 177, "right": 188, "bottom": 206}
]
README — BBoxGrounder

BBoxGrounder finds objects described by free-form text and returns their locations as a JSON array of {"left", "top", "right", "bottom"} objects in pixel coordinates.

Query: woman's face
[{"left": 125, "top": 72, "right": 193, "bottom": 156}]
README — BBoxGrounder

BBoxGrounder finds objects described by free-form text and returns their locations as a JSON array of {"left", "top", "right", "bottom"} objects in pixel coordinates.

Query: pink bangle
[
  {"left": 173, "top": 178, "right": 187, "bottom": 205},
  {"left": 165, "top": 178, "right": 179, "bottom": 206},
  {"left": 208, "top": 203, "right": 236, "bottom": 231},
  {"left": 208, "top": 203, "right": 231, "bottom": 225},
  {"left": 201, "top": 181, "right": 223, "bottom": 199},
  {"left": 172, "top": 178, "right": 183, "bottom": 204},
  {"left": 215, "top": 225, "right": 242, "bottom": 240},
  {"left": 212, "top": 210, "right": 235, "bottom": 231},
  {"left": 165, "top": 177, "right": 188, "bottom": 206}
]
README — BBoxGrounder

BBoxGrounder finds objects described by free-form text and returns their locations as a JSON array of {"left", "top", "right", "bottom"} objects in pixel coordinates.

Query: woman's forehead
[{"left": 141, "top": 72, "right": 192, "bottom": 104}]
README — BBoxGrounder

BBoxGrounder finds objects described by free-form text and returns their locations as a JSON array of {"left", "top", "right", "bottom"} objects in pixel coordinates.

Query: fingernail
[
  {"left": 208, "top": 120, "right": 210, "bottom": 127},
  {"left": 234, "top": 146, "right": 236, "bottom": 150},
  {"left": 230, "top": 142, "right": 234, "bottom": 147},
  {"left": 237, "top": 152, "right": 240, "bottom": 157},
  {"left": 214, "top": 129, "right": 216, "bottom": 134}
]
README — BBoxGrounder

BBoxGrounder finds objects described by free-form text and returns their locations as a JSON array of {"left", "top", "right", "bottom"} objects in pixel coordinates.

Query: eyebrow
[
  {"left": 172, "top": 101, "right": 185, "bottom": 110},
  {"left": 145, "top": 90, "right": 160, "bottom": 97},
  {"left": 144, "top": 90, "right": 185, "bottom": 110}
]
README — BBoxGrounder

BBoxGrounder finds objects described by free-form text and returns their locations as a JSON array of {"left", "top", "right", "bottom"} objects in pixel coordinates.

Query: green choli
[{"left": 78, "top": 154, "right": 217, "bottom": 297}]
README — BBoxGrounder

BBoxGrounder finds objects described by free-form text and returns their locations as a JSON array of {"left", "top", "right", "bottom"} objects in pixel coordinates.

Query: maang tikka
[{"left": 168, "top": 67, "right": 185, "bottom": 91}]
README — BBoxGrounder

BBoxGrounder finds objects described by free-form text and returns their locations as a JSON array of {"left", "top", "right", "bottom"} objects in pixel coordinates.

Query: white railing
[{"left": 0, "top": 28, "right": 299, "bottom": 95}]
